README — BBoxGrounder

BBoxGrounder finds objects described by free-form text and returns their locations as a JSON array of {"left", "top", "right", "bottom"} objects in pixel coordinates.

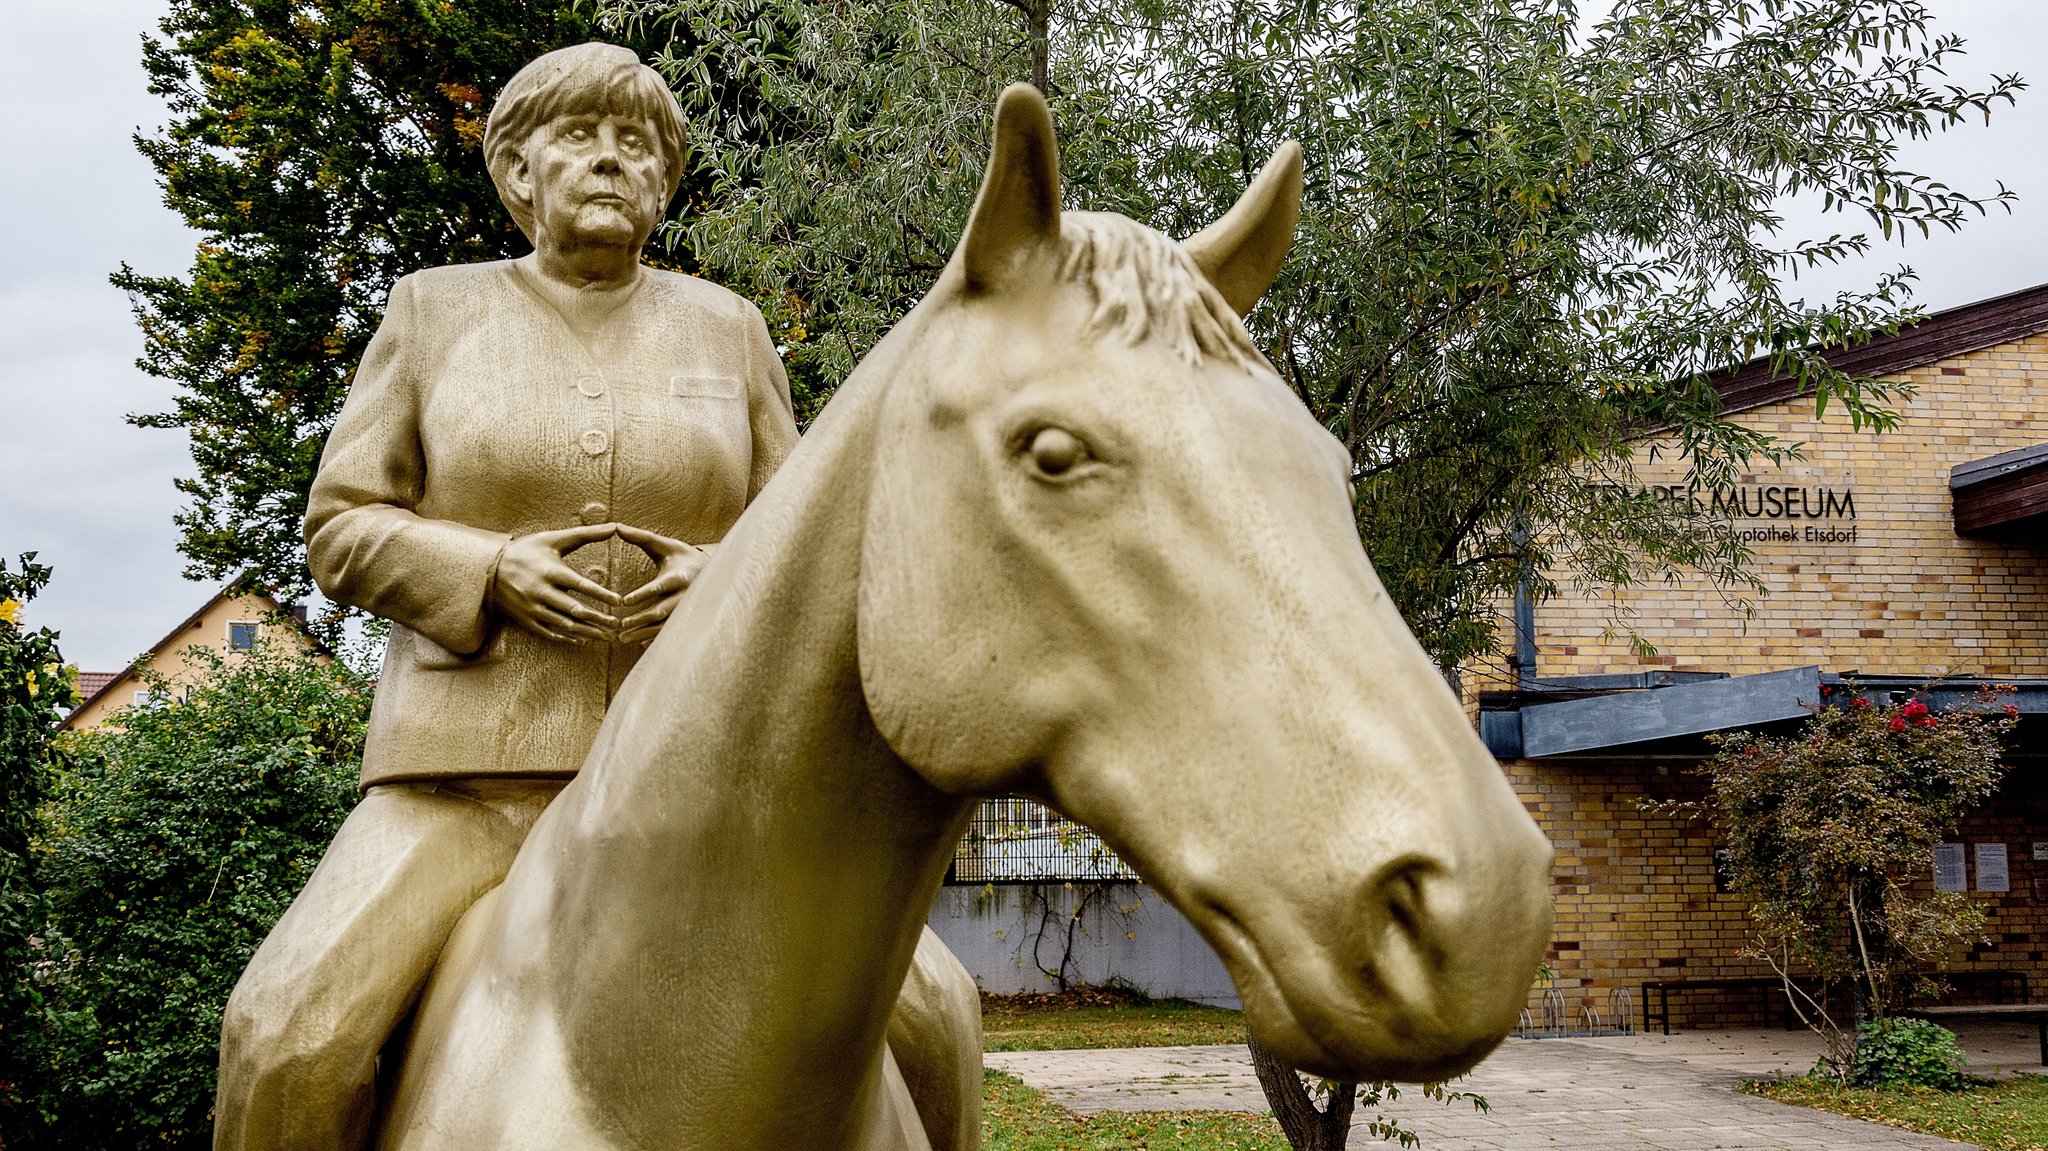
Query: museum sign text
[{"left": 1594, "top": 482, "right": 1860, "bottom": 547}]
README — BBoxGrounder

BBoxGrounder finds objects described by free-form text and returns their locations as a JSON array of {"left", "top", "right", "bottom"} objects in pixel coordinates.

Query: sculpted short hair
[{"left": 484, "top": 43, "right": 688, "bottom": 243}]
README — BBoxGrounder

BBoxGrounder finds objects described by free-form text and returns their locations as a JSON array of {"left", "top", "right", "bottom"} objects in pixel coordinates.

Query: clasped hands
[{"left": 487, "top": 522, "right": 707, "bottom": 646}]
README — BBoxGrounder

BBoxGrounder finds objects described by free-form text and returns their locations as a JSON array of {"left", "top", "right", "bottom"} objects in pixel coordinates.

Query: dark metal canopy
[
  {"left": 1952, "top": 442, "right": 2048, "bottom": 540},
  {"left": 1481, "top": 668, "right": 2048, "bottom": 761}
]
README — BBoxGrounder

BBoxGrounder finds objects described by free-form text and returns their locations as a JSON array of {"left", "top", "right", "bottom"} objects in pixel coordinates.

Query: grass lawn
[
  {"left": 1747, "top": 1074, "right": 2048, "bottom": 1151},
  {"left": 984, "top": 1068, "right": 1287, "bottom": 1150},
  {"left": 981, "top": 987, "right": 1249, "bottom": 1052}
]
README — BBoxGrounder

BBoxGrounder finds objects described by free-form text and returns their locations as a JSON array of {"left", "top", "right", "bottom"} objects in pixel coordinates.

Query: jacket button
[
  {"left": 579, "top": 429, "right": 610, "bottom": 456},
  {"left": 579, "top": 501, "right": 609, "bottom": 525},
  {"left": 577, "top": 375, "right": 605, "bottom": 398}
]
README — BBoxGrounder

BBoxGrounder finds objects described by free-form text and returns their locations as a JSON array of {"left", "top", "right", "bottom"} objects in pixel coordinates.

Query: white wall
[{"left": 926, "top": 882, "right": 1241, "bottom": 1007}]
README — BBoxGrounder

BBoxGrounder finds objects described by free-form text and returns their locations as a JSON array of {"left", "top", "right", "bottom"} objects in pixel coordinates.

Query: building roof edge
[{"left": 1711, "top": 281, "right": 2048, "bottom": 415}]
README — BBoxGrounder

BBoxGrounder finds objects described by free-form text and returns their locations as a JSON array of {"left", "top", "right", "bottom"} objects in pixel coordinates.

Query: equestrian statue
[{"left": 218, "top": 42, "right": 1553, "bottom": 1151}]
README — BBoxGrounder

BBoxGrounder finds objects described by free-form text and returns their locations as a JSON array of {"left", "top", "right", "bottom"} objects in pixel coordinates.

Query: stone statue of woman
[{"left": 211, "top": 43, "right": 799, "bottom": 1149}]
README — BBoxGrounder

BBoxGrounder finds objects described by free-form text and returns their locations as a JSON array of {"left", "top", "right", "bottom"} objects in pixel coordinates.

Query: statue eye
[{"left": 1025, "top": 427, "right": 1087, "bottom": 477}]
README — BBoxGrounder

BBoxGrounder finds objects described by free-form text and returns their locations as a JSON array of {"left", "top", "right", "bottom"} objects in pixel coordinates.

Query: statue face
[{"left": 522, "top": 111, "right": 668, "bottom": 252}]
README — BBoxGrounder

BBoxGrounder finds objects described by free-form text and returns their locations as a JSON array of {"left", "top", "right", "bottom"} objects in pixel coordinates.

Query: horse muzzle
[{"left": 1197, "top": 818, "right": 1553, "bottom": 1083}]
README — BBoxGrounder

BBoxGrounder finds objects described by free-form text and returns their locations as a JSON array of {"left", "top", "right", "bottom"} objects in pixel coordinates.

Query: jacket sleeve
[
  {"left": 304, "top": 274, "right": 512, "bottom": 656},
  {"left": 742, "top": 301, "right": 800, "bottom": 502}
]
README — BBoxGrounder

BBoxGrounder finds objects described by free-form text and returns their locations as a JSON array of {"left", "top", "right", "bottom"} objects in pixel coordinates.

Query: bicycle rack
[
  {"left": 1513, "top": 986, "right": 1573, "bottom": 1038},
  {"left": 1513, "top": 985, "right": 1635, "bottom": 1038},
  {"left": 1610, "top": 987, "right": 1637, "bottom": 1036},
  {"left": 1575, "top": 986, "right": 1637, "bottom": 1037}
]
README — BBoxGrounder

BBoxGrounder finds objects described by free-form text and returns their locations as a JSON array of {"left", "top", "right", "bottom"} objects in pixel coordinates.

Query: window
[
  {"left": 227, "top": 621, "right": 258, "bottom": 652},
  {"left": 133, "top": 690, "right": 151, "bottom": 707}
]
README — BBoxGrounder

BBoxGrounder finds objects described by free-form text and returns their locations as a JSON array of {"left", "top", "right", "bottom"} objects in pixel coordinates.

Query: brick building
[{"left": 1472, "top": 283, "right": 2048, "bottom": 1030}]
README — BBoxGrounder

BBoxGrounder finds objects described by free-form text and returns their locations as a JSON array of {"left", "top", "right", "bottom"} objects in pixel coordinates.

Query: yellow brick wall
[
  {"left": 1507, "top": 337, "right": 2048, "bottom": 683},
  {"left": 1517, "top": 759, "right": 2048, "bottom": 1030},
  {"left": 1478, "top": 335, "right": 2048, "bottom": 1028},
  {"left": 1511, "top": 759, "right": 1753, "bottom": 1029}
]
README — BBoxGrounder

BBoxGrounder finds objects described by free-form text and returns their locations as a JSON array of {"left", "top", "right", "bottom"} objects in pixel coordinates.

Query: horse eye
[{"left": 1026, "top": 427, "right": 1086, "bottom": 477}]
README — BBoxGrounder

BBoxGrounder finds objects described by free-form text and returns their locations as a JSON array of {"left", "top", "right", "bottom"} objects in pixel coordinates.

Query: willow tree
[
  {"left": 599, "top": 0, "right": 2018, "bottom": 1144},
  {"left": 604, "top": 0, "right": 2016, "bottom": 669}
]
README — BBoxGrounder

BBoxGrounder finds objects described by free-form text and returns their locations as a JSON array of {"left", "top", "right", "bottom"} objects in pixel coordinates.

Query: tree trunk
[
  {"left": 1026, "top": 0, "right": 1049, "bottom": 92},
  {"left": 1246, "top": 1031, "right": 1355, "bottom": 1151}
]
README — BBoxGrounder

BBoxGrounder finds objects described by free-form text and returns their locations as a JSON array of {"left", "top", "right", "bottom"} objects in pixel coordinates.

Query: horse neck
[{"left": 538, "top": 312, "right": 972, "bottom": 1142}]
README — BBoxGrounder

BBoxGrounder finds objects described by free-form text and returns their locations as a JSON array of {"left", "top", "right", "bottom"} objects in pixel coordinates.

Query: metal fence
[{"left": 946, "top": 796, "right": 1138, "bottom": 884}]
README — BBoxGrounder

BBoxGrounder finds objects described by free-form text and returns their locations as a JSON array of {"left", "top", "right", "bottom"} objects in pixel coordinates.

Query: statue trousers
[{"left": 213, "top": 778, "right": 566, "bottom": 1151}]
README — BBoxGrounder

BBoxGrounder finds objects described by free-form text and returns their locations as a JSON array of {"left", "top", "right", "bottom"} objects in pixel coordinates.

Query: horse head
[{"left": 857, "top": 86, "right": 1551, "bottom": 1082}]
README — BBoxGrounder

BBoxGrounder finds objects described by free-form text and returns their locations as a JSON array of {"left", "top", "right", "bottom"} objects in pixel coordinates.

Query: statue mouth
[{"left": 1194, "top": 899, "right": 1352, "bottom": 1073}]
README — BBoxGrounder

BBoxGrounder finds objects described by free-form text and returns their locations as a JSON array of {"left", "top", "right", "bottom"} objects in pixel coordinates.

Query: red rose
[
  {"left": 1902, "top": 699, "right": 1929, "bottom": 719},
  {"left": 1887, "top": 716, "right": 1907, "bottom": 733},
  {"left": 2004, "top": 704, "right": 2021, "bottom": 718},
  {"left": 1850, "top": 697, "right": 1872, "bottom": 709}
]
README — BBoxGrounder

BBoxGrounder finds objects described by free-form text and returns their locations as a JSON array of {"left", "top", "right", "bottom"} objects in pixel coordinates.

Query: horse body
[{"left": 375, "top": 86, "right": 1552, "bottom": 1150}]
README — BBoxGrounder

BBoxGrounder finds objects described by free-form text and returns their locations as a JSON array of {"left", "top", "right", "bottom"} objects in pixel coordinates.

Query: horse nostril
[
  {"left": 1383, "top": 863, "right": 1427, "bottom": 942},
  {"left": 1373, "top": 856, "right": 1444, "bottom": 946},
  {"left": 1354, "top": 856, "right": 1451, "bottom": 1021}
]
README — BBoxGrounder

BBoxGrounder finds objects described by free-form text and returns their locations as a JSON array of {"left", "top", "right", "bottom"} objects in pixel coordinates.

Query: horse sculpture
[{"left": 370, "top": 85, "right": 1553, "bottom": 1150}]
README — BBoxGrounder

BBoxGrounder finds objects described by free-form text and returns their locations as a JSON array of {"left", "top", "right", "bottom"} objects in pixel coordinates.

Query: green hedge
[{"left": 21, "top": 640, "right": 364, "bottom": 1149}]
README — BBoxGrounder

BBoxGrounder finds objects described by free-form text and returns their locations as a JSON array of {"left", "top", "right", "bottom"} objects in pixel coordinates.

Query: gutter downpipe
[{"left": 1512, "top": 514, "right": 1537, "bottom": 691}]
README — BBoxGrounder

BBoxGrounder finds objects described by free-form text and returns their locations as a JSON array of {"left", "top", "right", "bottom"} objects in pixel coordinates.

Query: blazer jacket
[{"left": 306, "top": 261, "right": 798, "bottom": 788}]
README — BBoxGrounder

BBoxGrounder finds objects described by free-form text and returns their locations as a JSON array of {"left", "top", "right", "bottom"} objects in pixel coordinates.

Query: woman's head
[{"left": 485, "top": 43, "right": 688, "bottom": 246}]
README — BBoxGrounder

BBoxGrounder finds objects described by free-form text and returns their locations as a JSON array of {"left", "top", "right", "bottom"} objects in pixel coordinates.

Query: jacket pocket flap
[
  {"left": 406, "top": 626, "right": 504, "bottom": 670},
  {"left": 670, "top": 373, "right": 742, "bottom": 400}
]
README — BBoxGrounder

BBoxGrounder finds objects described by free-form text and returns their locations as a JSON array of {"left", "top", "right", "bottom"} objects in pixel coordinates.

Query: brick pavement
[{"left": 986, "top": 1029, "right": 1996, "bottom": 1149}]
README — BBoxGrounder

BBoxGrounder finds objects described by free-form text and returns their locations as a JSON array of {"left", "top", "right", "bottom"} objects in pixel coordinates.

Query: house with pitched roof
[{"left": 62, "top": 580, "right": 312, "bottom": 732}]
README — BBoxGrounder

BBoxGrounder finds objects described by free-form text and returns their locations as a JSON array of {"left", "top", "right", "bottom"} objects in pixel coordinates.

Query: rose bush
[{"left": 1685, "top": 684, "right": 2016, "bottom": 1080}]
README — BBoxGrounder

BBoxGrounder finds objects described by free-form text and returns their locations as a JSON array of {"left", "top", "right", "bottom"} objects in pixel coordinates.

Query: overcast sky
[{"left": 2, "top": 2, "right": 2046, "bottom": 672}]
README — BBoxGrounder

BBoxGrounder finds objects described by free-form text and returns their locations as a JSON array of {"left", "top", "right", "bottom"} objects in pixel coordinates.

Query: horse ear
[
  {"left": 1182, "top": 141, "right": 1304, "bottom": 317},
  {"left": 960, "top": 84, "right": 1062, "bottom": 294}
]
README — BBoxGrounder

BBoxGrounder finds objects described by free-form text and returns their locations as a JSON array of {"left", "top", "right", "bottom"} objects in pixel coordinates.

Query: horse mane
[{"left": 1054, "top": 212, "right": 1259, "bottom": 370}]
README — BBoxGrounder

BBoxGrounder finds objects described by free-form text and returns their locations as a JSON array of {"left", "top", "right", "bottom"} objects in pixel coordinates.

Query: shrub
[
  {"left": 1852, "top": 1017, "right": 1966, "bottom": 1091},
  {"left": 29, "top": 639, "right": 364, "bottom": 1149},
  {"left": 0, "top": 555, "right": 73, "bottom": 1143}
]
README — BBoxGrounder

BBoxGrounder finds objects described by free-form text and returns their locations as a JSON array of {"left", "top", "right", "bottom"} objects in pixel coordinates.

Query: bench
[
  {"left": 1641, "top": 969, "right": 2029, "bottom": 1036},
  {"left": 1904, "top": 1003, "right": 2048, "bottom": 1065},
  {"left": 1924, "top": 968, "right": 2028, "bottom": 1006},
  {"left": 1640, "top": 977, "right": 1791, "bottom": 1036}
]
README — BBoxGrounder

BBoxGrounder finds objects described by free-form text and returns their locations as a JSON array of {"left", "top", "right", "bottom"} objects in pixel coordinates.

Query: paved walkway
[{"left": 986, "top": 1023, "right": 2047, "bottom": 1149}]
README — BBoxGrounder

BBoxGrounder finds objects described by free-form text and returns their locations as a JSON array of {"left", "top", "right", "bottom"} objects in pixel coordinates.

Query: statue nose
[{"left": 590, "top": 128, "right": 624, "bottom": 173}]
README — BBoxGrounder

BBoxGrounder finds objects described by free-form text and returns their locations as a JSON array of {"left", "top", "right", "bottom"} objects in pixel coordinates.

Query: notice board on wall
[
  {"left": 1977, "top": 843, "right": 2011, "bottom": 893},
  {"left": 1934, "top": 843, "right": 1967, "bottom": 892}
]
